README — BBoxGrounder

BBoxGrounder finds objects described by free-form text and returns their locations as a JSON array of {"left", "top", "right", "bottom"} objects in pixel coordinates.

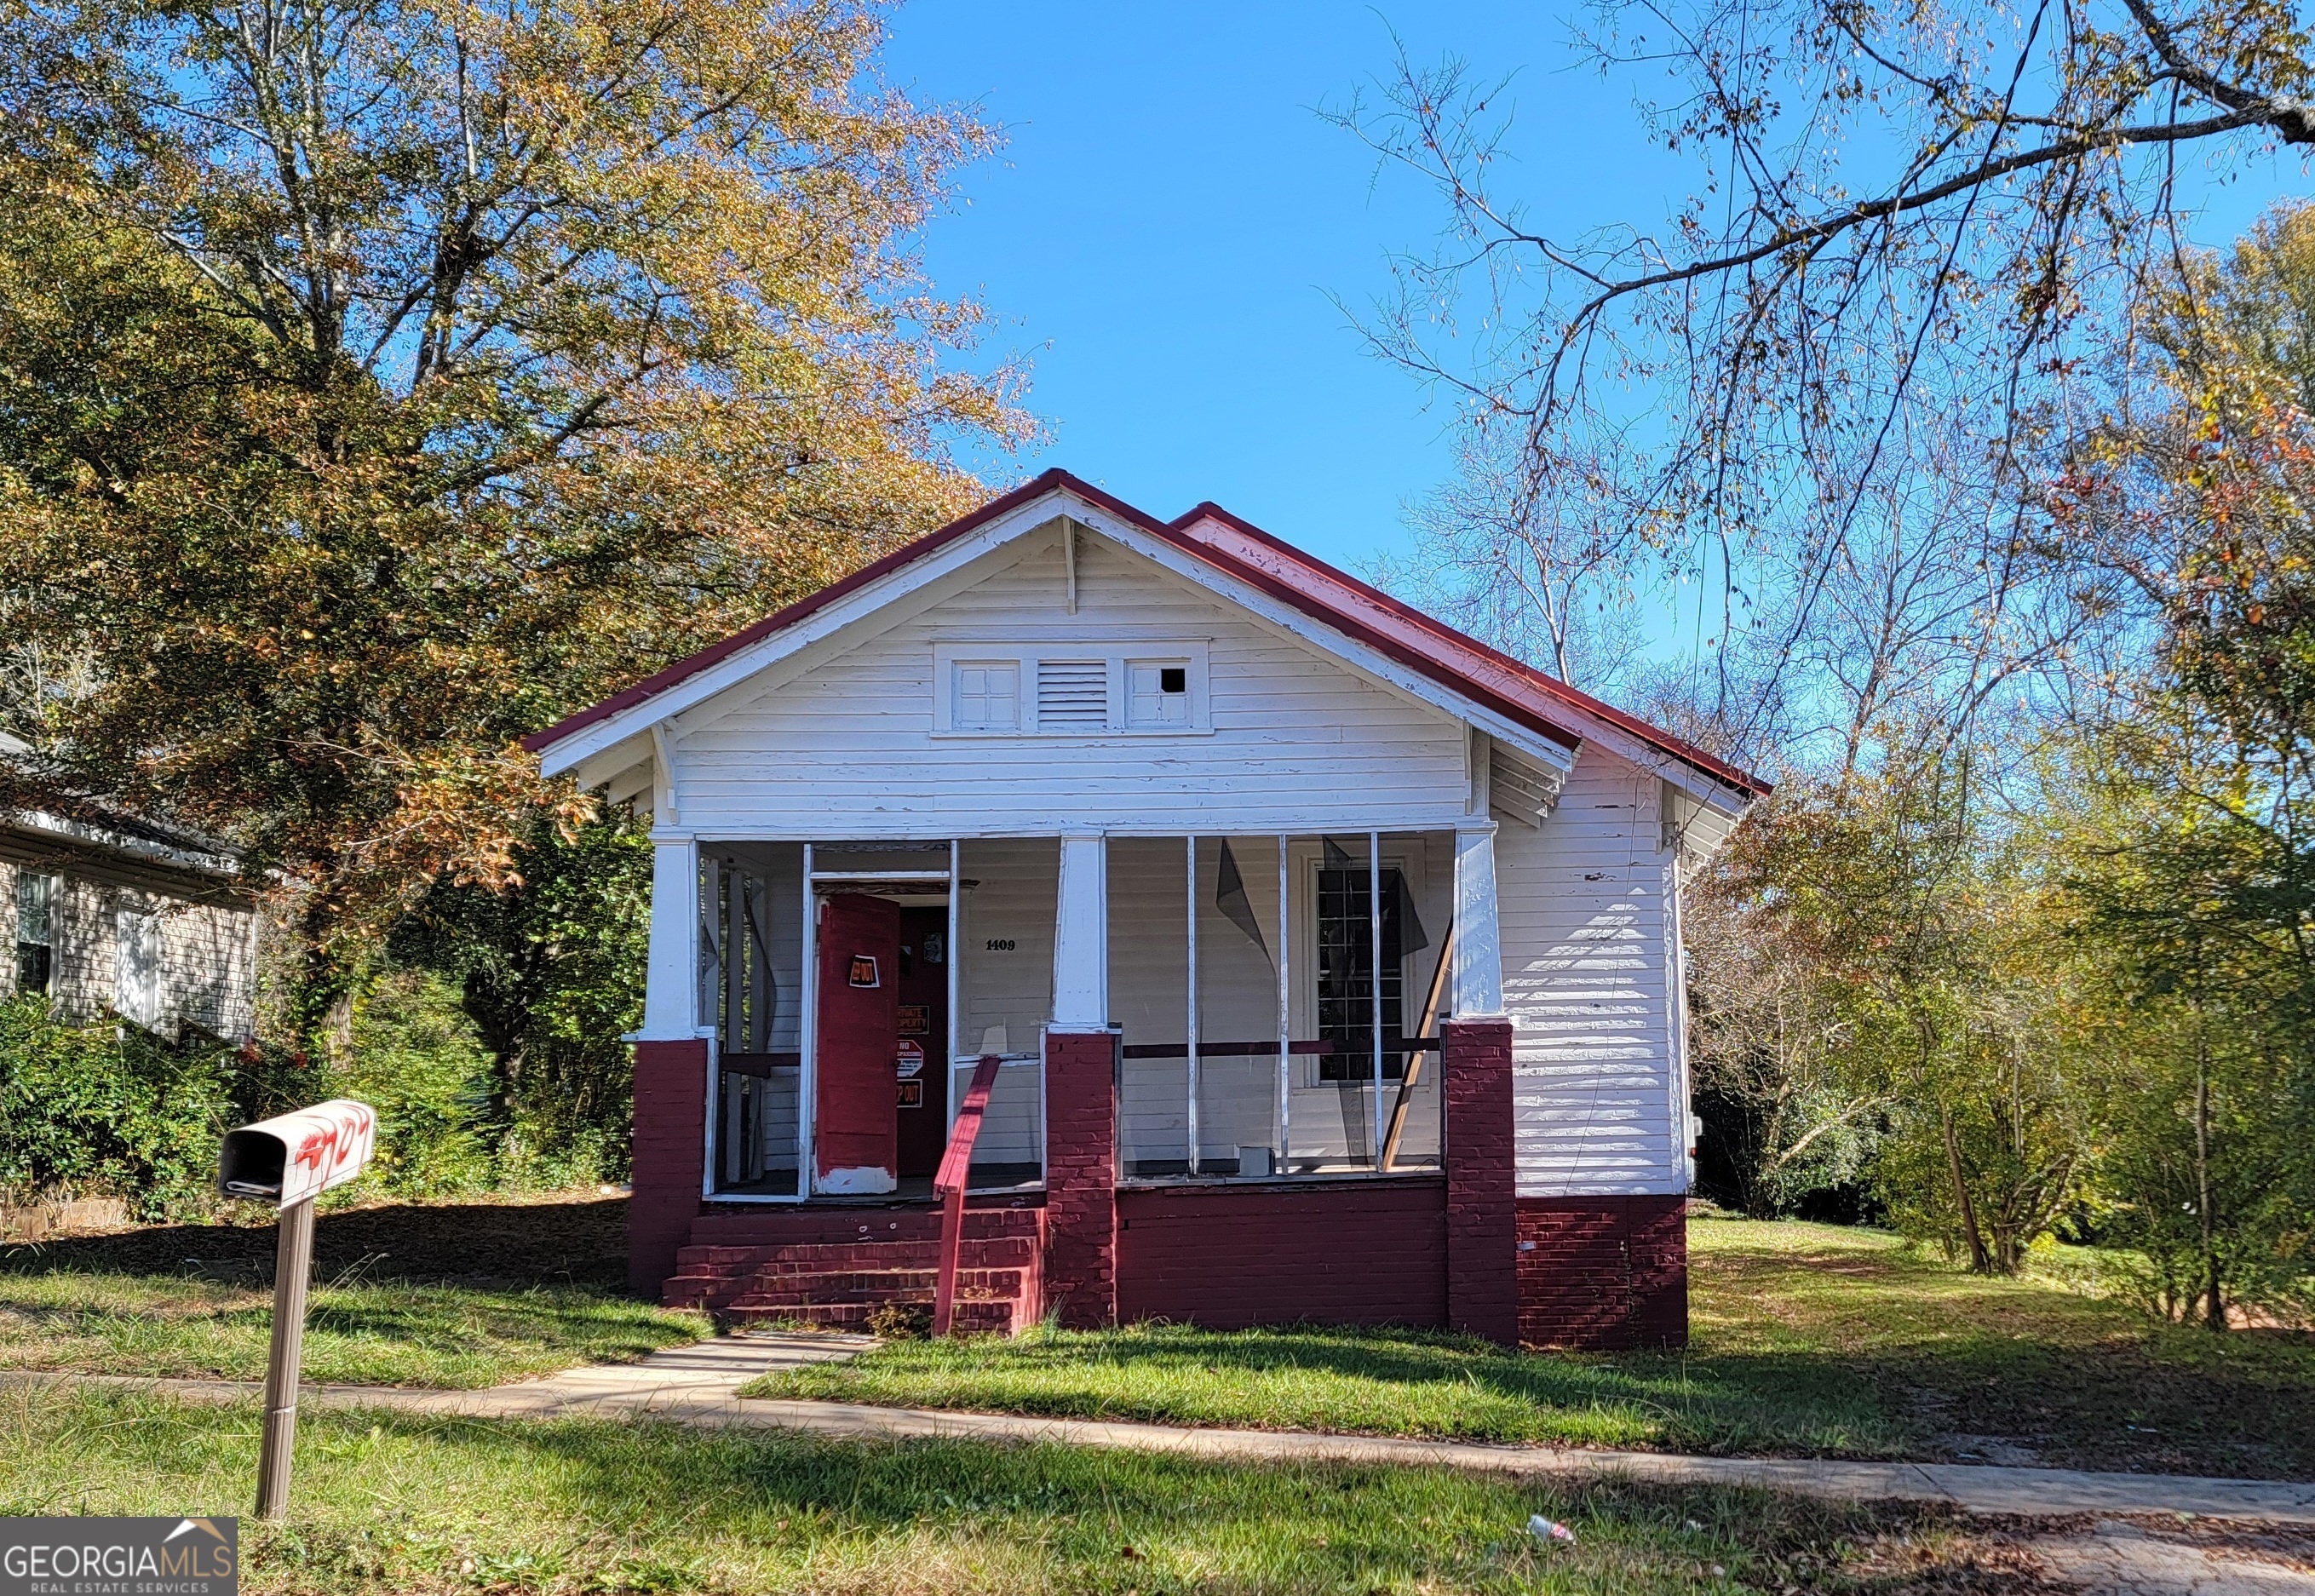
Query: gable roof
[{"left": 522, "top": 468, "right": 1770, "bottom": 802}]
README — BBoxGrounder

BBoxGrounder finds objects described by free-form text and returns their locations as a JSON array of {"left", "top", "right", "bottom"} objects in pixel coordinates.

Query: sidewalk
[{"left": 14, "top": 1335, "right": 2315, "bottom": 1525}]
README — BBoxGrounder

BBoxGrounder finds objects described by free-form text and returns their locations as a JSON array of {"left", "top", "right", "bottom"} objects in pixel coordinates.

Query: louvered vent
[
  {"left": 1491, "top": 744, "right": 1567, "bottom": 828},
  {"left": 1036, "top": 659, "right": 1108, "bottom": 729}
]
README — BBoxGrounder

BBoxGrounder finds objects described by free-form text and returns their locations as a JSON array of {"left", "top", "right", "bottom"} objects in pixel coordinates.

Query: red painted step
[{"left": 662, "top": 1215, "right": 1043, "bottom": 1335}]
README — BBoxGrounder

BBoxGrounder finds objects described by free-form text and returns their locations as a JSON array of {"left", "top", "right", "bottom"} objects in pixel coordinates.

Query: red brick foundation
[
  {"left": 629, "top": 1038, "right": 709, "bottom": 1296},
  {"left": 1117, "top": 1180, "right": 1445, "bottom": 1329},
  {"left": 1441, "top": 1018, "right": 1519, "bottom": 1346},
  {"left": 1042, "top": 1027, "right": 1118, "bottom": 1327},
  {"left": 1515, "top": 1195, "right": 1687, "bottom": 1349}
]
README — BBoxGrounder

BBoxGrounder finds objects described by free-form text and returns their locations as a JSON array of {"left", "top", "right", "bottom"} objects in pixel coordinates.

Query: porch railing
[{"left": 931, "top": 1053, "right": 1002, "bottom": 1336}]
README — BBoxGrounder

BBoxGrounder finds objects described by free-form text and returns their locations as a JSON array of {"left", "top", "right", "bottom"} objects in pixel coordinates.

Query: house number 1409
[{"left": 984, "top": 939, "right": 1016, "bottom": 951}]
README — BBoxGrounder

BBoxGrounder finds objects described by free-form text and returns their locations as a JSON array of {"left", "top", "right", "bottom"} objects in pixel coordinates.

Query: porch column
[
  {"left": 1043, "top": 834, "right": 1117, "bottom": 1327},
  {"left": 1445, "top": 822, "right": 1516, "bottom": 1345},
  {"left": 1451, "top": 824, "right": 1503, "bottom": 1017},
  {"left": 1443, "top": 1016, "right": 1519, "bottom": 1346},
  {"left": 630, "top": 830, "right": 707, "bottom": 1298}
]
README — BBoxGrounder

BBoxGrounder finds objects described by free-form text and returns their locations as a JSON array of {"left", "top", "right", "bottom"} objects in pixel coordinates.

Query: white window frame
[
  {"left": 949, "top": 657, "right": 1022, "bottom": 733},
  {"left": 931, "top": 642, "right": 1212, "bottom": 737}
]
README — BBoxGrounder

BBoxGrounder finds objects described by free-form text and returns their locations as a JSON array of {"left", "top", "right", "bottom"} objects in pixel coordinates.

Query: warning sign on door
[
  {"left": 893, "top": 1038, "right": 925, "bottom": 1078},
  {"left": 847, "top": 955, "right": 880, "bottom": 988}
]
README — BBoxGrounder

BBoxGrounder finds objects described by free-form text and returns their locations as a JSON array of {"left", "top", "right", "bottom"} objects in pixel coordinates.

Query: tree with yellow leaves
[{"left": 0, "top": 0, "right": 1031, "bottom": 1025}]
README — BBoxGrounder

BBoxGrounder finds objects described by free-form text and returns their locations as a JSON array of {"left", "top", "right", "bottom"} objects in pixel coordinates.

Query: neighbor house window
[
  {"left": 951, "top": 661, "right": 1020, "bottom": 732},
  {"left": 14, "top": 872, "right": 53, "bottom": 996},
  {"left": 1315, "top": 864, "right": 1406, "bottom": 1081}
]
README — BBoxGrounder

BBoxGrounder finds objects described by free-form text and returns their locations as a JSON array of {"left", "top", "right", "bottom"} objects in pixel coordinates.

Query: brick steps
[
  {"left": 722, "top": 1297, "right": 1020, "bottom": 1334},
  {"left": 663, "top": 1214, "right": 1044, "bottom": 1335}
]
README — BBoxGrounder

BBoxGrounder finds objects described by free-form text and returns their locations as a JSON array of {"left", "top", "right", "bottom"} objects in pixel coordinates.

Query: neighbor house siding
[
  {"left": 1496, "top": 748, "right": 1686, "bottom": 1197},
  {"left": 51, "top": 876, "right": 115, "bottom": 1022},
  {"left": 0, "top": 841, "right": 258, "bottom": 1037},
  {"left": 666, "top": 527, "right": 1475, "bottom": 840}
]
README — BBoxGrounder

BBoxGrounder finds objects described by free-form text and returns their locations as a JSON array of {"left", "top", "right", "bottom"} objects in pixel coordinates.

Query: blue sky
[{"left": 883, "top": 2, "right": 2306, "bottom": 577}]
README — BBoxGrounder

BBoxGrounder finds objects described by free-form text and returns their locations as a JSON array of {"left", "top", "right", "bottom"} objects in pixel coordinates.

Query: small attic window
[
  {"left": 951, "top": 661, "right": 1020, "bottom": 732},
  {"left": 1127, "top": 660, "right": 1192, "bottom": 727}
]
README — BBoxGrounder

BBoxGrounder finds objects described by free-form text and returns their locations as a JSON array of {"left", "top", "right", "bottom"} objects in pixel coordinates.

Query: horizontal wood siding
[
  {"left": 671, "top": 529, "right": 1472, "bottom": 837},
  {"left": 1497, "top": 749, "right": 1686, "bottom": 1197}
]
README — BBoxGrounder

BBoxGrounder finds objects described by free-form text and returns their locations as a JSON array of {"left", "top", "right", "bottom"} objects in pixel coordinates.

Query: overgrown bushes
[
  {"left": 0, "top": 996, "right": 233, "bottom": 1220},
  {"left": 0, "top": 969, "right": 629, "bottom": 1222}
]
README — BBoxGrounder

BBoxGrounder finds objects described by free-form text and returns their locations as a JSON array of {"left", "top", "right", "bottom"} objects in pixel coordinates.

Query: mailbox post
[{"left": 217, "top": 1099, "right": 376, "bottom": 1520}]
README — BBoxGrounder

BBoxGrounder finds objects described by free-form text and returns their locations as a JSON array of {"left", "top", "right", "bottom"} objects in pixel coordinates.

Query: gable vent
[
  {"left": 1491, "top": 743, "right": 1566, "bottom": 828},
  {"left": 1036, "top": 659, "right": 1108, "bottom": 729}
]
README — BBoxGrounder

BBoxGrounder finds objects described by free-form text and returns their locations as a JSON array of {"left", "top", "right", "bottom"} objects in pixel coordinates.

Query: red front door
[
  {"left": 894, "top": 905, "right": 951, "bottom": 1179},
  {"left": 815, "top": 893, "right": 901, "bottom": 1193}
]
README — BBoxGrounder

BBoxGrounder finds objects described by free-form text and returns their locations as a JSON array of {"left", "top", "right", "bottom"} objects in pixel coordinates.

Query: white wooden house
[{"left": 526, "top": 471, "right": 1765, "bottom": 1345}]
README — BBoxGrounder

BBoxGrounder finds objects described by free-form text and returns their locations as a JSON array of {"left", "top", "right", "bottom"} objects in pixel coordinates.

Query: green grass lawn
[
  {"left": 748, "top": 1216, "right": 2315, "bottom": 1480},
  {"left": 0, "top": 1196, "right": 707, "bottom": 1387},
  {"left": 0, "top": 1384, "right": 2059, "bottom": 1595},
  {"left": 0, "top": 1270, "right": 705, "bottom": 1387}
]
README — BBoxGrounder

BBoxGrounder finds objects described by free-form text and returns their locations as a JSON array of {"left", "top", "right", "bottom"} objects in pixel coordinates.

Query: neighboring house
[
  {"left": 525, "top": 470, "right": 1768, "bottom": 1348},
  {"left": 0, "top": 732, "right": 259, "bottom": 1042}
]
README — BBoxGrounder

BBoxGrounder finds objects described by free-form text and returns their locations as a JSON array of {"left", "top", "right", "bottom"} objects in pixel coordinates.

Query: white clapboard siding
[
  {"left": 671, "top": 528, "right": 1472, "bottom": 837},
  {"left": 1498, "top": 749, "right": 1686, "bottom": 1197}
]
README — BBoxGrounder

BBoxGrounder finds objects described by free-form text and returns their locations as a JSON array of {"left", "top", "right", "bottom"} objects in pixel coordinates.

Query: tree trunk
[
  {"left": 1944, "top": 1109, "right": 1992, "bottom": 1273},
  {"left": 2196, "top": 1029, "right": 2224, "bottom": 1332}
]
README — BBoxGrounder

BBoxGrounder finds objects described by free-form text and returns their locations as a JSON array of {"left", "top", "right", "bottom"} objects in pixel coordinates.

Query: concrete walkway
[{"left": 14, "top": 1335, "right": 2315, "bottom": 1525}]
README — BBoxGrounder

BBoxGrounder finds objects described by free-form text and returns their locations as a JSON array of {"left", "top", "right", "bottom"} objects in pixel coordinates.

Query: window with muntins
[
  {"left": 116, "top": 910, "right": 161, "bottom": 1026},
  {"left": 1126, "top": 661, "right": 1191, "bottom": 727},
  {"left": 952, "top": 661, "right": 1020, "bottom": 732},
  {"left": 14, "top": 872, "right": 53, "bottom": 996},
  {"left": 1315, "top": 865, "right": 1407, "bottom": 1081}
]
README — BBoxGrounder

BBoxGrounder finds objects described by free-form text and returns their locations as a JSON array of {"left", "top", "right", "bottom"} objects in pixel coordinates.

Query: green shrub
[
  {"left": 340, "top": 971, "right": 499, "bottom": 1199},
  {"left": 0, "top": 996, "right": 233, "bottom": 1219}
]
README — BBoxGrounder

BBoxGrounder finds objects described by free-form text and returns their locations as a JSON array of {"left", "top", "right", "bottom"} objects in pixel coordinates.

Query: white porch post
[
  {"left": 1052, "top": 834, "right": 1109, "bottom": 1030},
  {"left": 640, "top": 831, "right": 700, "bottom": 1039},
  {"left": 1452, "top": 824, "right": 1504, "bottom": 1018}
]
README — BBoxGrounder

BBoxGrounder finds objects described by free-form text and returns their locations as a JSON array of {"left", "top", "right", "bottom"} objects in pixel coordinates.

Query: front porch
[{"left": 628, "top": 827, "right": 1519, "bottom": 1340}]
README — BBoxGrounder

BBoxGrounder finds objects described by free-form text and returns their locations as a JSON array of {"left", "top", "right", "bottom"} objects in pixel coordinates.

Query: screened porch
[{"left": 694, "top": 832, "right": 1454, "bottom": 1203}]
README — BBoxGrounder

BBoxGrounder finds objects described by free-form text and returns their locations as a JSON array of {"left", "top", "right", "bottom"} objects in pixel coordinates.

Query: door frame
[{"left": 799, "top": 841, "right": 959, "bottom": 1197}]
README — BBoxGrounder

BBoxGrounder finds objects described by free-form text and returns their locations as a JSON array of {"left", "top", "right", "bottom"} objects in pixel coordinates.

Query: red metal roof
[{"left": 521, "top": 468, "right": 1771, "bottom": 798}]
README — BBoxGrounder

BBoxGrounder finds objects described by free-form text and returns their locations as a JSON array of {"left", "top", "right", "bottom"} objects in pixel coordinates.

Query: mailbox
[{"left": 218, "top": 1099, "right": 376, "bottom": 1208}]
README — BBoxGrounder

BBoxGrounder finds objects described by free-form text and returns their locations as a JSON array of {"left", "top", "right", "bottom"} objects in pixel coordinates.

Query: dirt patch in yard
[{"left": 0, "top": 1193, "right": 631, "bottom": 1291}]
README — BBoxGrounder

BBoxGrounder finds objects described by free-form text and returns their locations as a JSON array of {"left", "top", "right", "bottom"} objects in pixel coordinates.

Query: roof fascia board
[
  {"left": 3, "top": 808, "right": 243, "bottom": 881},
  {"left": 1068, "top": 508, "right": 1577, "bottom": 775},
  {"left": 535, "top": 492, "right": 1075, "bottom": 775},
  {"left": 1538, "top": 708, "right": 1754, "bottom": 817},
  {"left": 1172, "top": 505, "right": 1768, "bottom": 801}
]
